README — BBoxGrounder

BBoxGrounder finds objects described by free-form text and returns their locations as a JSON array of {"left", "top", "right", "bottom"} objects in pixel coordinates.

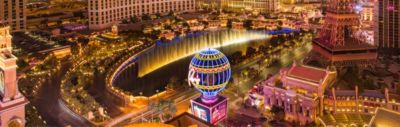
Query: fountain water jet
[{"left": 138, "top": 30, "right": 269, "bottom": 77}]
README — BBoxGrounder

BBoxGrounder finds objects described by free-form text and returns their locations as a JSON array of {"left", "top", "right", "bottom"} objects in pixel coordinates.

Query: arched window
[
  {"left": 0, "top": 70, "right": 4, "bottom": 95},
  {"left": 8, "top": 118, "right": 22, "bottom": 127}
]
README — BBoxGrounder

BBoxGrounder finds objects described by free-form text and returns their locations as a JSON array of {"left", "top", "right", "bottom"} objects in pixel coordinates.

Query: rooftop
[
  {"left": 359, "top": 90, "right": 385, "bottom": 98},
  {"left": 165, "top": 112, "right": 213, "bottom": 127},
  {"left": 287, "top": 64, "right": 328, "bottom": 83},
  {"left": 313, "top": 37, "right": 377, "bottom": 51},
  {"left": 327, "top": 90, "right": 356, "bottom": 97},
  {"left": 0, "top": 51, "right": 13, "bottom": 59},
  {"left": 369, "top": 108, "right": 400, "bottom": 127}
]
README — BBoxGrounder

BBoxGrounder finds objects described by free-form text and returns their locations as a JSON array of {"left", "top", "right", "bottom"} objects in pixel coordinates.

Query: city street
[
  {"left": 32, "top": 62, "right": 91, "bottom": 126},
  {"left": 3, "top": 0, "right": 400, "bottom": 126},
  {"left": 111, "top": 41, "right": 312, "bottom": 126}
]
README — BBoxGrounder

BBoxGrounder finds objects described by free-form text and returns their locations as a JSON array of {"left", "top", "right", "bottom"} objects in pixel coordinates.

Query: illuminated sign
[
  {"left": 211, "top": 99, "right": 227, "bottom": 124},
  {"left": 387, "top": 5, "right": 395, "bottom": 11},
  {"left": 192, "top": 101, "right": 211, "bottom": 122},
  {"left": 188, "top": 68, "right": 200, "bottom": 87},
  {"left": 191, "top": 96, "right": 228, "bottom": 124}
]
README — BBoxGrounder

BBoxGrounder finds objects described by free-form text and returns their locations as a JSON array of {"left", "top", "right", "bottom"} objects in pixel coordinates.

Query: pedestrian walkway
[{"left": 320, "top": 113, "right": 372, "bottom": 126}]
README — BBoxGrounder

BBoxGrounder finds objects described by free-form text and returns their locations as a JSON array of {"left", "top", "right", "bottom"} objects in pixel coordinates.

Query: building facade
[
  {"left": 282, "top": 0, "right": 320, "bottom": 4},
  {"left": 0, "top": 0, "right": 26, "bottom": 32},
  {"left": 374, "top": 0, "right": 400, "bottom": 55},
  {"left": 360, "top": 4, "right": 374, "bottom": 26},
  {"left": 313, "top": 0, "right": 377, "bottom": 66},
  {"left": 88, "top": 0, "right": 196, "bottom": 30},
  {"left": 260, "top": 63, "right": 400, "bottom": 125},
  {"left": 0, "top": 26, "right": 28, "bottom": 127},
  {"left": 325, "top": 88, "right": 400, "bottom": 115},
  {"left": 221, "top": 0, "right": 279, "bottom": 13},
  {"left": 369, "top": 108, "right": 400, "bottom": 127},
  {"left": 196, "top": 0, "right": 221, "bottom": 10},
  {"left": 262, "top": 63, "right": 337, "bottom": 125}
]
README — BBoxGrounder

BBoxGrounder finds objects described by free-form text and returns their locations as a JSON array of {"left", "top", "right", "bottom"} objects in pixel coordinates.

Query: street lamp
[
  {"left": 139, "top": 92, "right": 144, "bottom": 123},
  {"left": 156, "top": 89, "right": 159, "bottom": 102}
]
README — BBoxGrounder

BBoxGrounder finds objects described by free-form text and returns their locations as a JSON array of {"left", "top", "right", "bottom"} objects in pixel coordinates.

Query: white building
[
  {"left": 221, "top": 0, "right": 279, "bottom": 12},
  {"left": 262, "top": 63, "right": 337, "bottom": 125},
  {"left": 88, "top": 0, "right": 196, "bottom": 30}
]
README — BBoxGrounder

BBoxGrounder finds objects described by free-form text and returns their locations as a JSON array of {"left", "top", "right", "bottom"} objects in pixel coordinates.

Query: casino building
[
  {"left": 312, "top": 0, "right": 377, "bottom": 66},
  {"left": 261, "top": 63, "right": 337, "bottom": 125},
  {"left": 221, "top": 0, "right": 279, "bottom": 13},
  {"left": 324, "top": 87, "right": 400, "bottom": 114},
  {"left": 258, "top": 62, "right": 400, "bottom": 125},
  {"left": 88, "top": 0, "right": 196, "bottom": 30},
  {"left": 374, "top": 0, "right": 400, "bottom": 55}
]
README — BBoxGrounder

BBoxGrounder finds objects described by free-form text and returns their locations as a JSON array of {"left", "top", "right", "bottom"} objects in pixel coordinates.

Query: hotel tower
[
  {"left": 0, "top": 0, "right": 26, "bottom": 32},
  {"left": 88, "top": 0, "right": 196, "bottom": 30},
  {"left": 374, "top": 0, "right": 400, "bottom": 55}
]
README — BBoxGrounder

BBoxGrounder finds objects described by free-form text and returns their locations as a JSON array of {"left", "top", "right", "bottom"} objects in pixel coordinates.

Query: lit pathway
[{"left": 104, "top": 89, "right": 200, "bottom": 127}]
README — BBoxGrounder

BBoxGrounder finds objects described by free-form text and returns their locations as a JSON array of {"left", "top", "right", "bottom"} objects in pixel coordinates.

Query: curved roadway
[
  {"left": 32, "top": 62, "right": 91, "bottom": 126},
  {"left": 31, "top": 28, "right": 304, "bottom": 126}
]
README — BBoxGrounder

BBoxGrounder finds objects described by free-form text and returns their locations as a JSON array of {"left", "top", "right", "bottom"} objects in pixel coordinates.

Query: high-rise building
[
  {"left": 282, "top": 0, "right": 320, "bottom": 4},
  {"left": 0, "top": 25, "right": 28, "bottom": 127},
  {"left": 360, "top": 2, "right": 374, "bottom": 25},
  {"left": 88, "top": 0, "right": 196, "bottom": 30},
  {"left": 313, "top": 0, "right": 377, "bottom": 66},
  {"left": 374, "top": 0, "right": 400, "bottom": 55},
  {"left": 221, "top": 0, "right": 279, "bottom": 13},
  {"left": 0, "top": 0, "right": 26, "bottom": 32},
  {"left": 197, "top": 0, "right": 221, "bottom": 10}
]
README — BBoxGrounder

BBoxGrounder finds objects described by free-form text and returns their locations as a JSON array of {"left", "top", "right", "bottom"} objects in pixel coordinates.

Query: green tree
[
  {"left": 121, "top": 19, "right": 129, "bottom": 24},
  {"left": 40, "top": 19, "right": 49, "bottom": 28},
  {"left": 130, "top": 15, "right": 140, "bottom": 23},
  {"left": 182, "top": 22, "right": 190, "bottom": 29},
  {"left": 164, "top": 24, "right": 172, "bottom": 30},
  {"left": 155, "top": 13, "right": 162, "bottom": 18},
  {"left": 43, "top": 55, "right": 58, "bottom": 70},
  {"left": 246, "top": 47, "right": 256, "bottom": 57},
  {"left": 142, "top": 14, "right": 151, "bottom": 20},
  {"left": 271, "top": 105, "right": 285, "bottom": 121},
  {"left": 258, "top": 45, "right": 268, "bottom": 54},
  {"left": 229, "top": 51, "right": 243, "bottom": 64},
  {"left": 17, "top": 59, "right": 29, "bottom": 71},
  {"left": 150, "top": 30, "right": 161, "bottom": 40},
  {"left": 243, "top": 20, "right": 253, "bottom": 30},
  {"left": 167, "top": 11, "right": 174, "bottom": 16},
  {"left": 57, "top": 20, "right": 63, "bottom": 26},
  {"left": 227, "top": 19, "right": 233, "bottom": 29}
]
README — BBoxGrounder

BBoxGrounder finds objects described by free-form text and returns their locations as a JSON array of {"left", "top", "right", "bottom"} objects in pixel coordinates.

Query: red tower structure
[
  {"left": 313, "top": 0, "right": 377, "bottom": 66},
  {"left": 0, "top": 25, "right": 28, "bottom": 127}
]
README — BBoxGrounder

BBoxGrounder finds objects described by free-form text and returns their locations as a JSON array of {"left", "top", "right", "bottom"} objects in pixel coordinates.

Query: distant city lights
[
  {"left": 354, "top": 4, "right": 363, "bottom": 13},
  {"left": 387, "top": 5, "right": 395, "bottom": 11}
]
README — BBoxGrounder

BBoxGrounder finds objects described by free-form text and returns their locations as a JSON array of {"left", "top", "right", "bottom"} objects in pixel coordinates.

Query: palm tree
[
  {"left": 159, "top": 100, "right": 177, "bottom": 121},
  {"left": 148, "top": 101, "right": 156, "bottom": 122},
  {"left": 166, "top": 100, "right": 177, "bottom": 117}
]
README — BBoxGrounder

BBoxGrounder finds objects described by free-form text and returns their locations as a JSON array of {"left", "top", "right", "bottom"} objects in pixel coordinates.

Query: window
[{"left": 393, "top": 105, "right": 399, "bottom": 111}]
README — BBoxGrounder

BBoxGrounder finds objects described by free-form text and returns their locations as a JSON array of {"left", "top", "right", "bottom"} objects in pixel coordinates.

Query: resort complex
[{"left": 1, "top": 0, "right": 400, "bottom": 126}]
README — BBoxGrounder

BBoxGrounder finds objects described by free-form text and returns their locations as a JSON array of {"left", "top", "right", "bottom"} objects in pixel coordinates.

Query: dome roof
[{"left": 188, "top": 48, "right": 231, "bottom": 101}]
